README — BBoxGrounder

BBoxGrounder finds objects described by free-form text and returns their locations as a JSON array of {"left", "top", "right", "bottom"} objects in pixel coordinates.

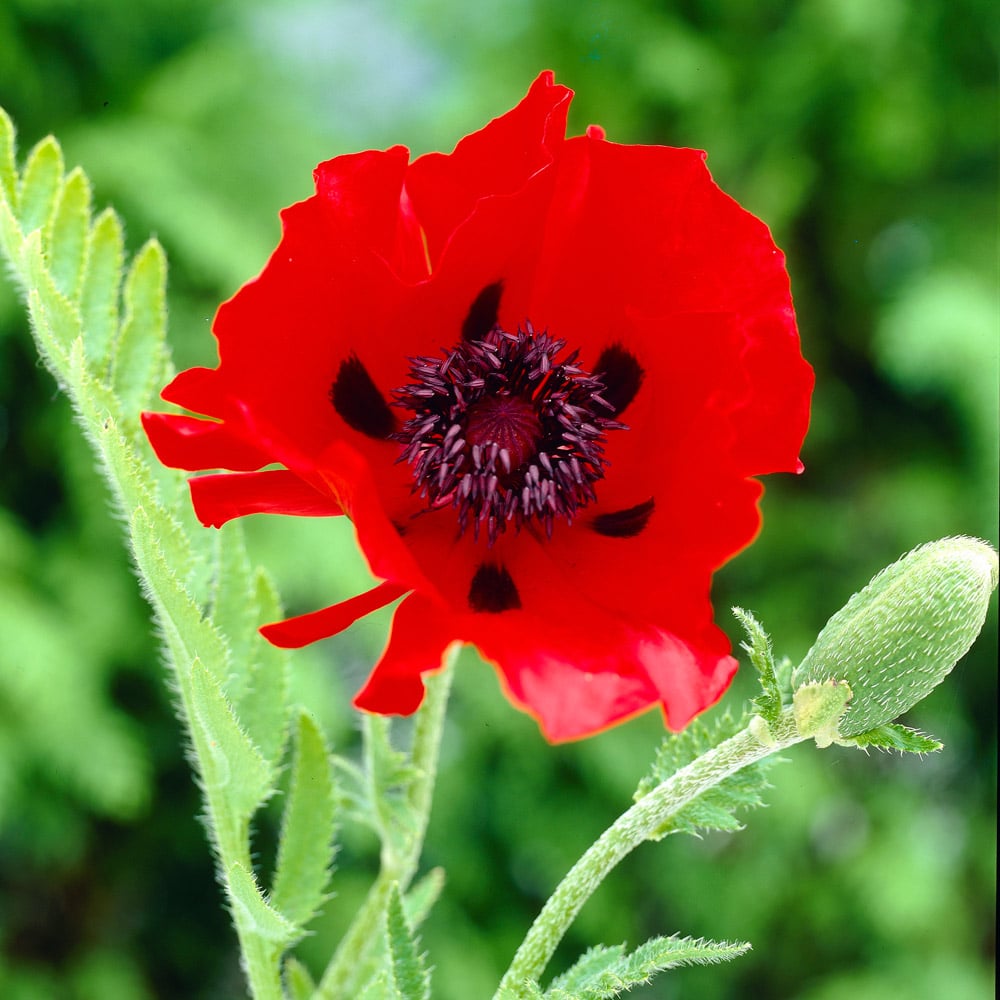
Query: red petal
[
  {"left": 260, "top": 580, "right": 408, "bottom": 649},
  {"left": 189, "top": 470, "right": 344, "bottom": 527},
  {"left": 405, "top": 71, "right": 571, "bottom": 267},
  {"left": 353, "top": 594, "right": 458, "bottom": 715},
  {"left": 140, "top": 411, "right": 269, "bottom": 471}
]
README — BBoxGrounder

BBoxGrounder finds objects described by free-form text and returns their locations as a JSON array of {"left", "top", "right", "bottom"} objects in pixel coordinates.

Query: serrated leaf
[
  {"left": 112, "top": 238, "right": 168, "bottom": 413},
  {"left": 271, "top": 712, "right": 337, "bottom": 928},
  {"left": 0, "top": 106, "right": 16, "bottom": 208},
  {"left": 226, "top": 861, "right": 297, "bottom": 947},
  {"left": 128, "top": 506, "right": 228, "bottom": 684},
  {"left": 357, "top": 973, "right": 396, "bottom": 1000},
  {"left": 733, "top": 606, "right": 782, "bottom": 723},
  {"left": 634, "top": 712, "right": 779, "bottom": 838},
  {"left": 283, "top": 956, "right": 317, "bottom": 1000},
  {"left": 234, "top": 569, "right": 291, "bottom": 764},
  {"left": 18, "top": 136, "right": 63, "bottom": 234},
  {"left": 385, "top": 884, "right": 431, "bottom": 1000},
  {"left": 0, "top": 180, "right": 24, "bottom": 265},
  {"left": 404, "top": 867, "right": 445, "bottom": 930},
  {"left": 47, "top": 167, "right": 92, "bottom": 299},
  {"left": 80, "top": 208, "right": 124, "bottom": 371},
  {"left": 849, "top": 723, "right": 943, "bottom": 754},
  {"left": 365, "top": 716, "right": 421, "bottom": 861},
  {"left": 189, "top": 659, "right": 274, "bottom": 821},
  {"left": 496, "top": 982, "right": 544, "bottom": 1000},
  {"left": 210, "top": 525, "right": 257, "bottom": 681},
  {"left": 546, "top": 936, "right": 751, "bottom": 1000},
  {"left": 25, "top": 287, "right": 73, "bottom": 388},
  {"left": 24, "top": 232, "right": 82, "bottom": 385}
]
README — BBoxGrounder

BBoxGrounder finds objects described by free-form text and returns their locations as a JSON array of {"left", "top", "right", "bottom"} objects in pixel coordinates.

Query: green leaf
[
  {"left": 271, "top": 712, "right": 338, "bottom": 928},
  {"left": 365, "top": 716, "right": 421, "bottom": 862},
  {"left": 385, "top": 884, "right": 431, "bottom": 1000},
  {"left": 234, "top": 569, "right": 291, "bottom": 765},
  {"left": 403, "top": 867, "right": 445, "bottom": 930},
  {"left": 112, "top": 238, "right": 168, "bottom": 414},
  {"left": 226, "top": 861, "right": 297, "bottom": 947},
  {"left": 18, "top": 135, "right": 63, "bottom": 234},
  {"left": 47, "top": 166, "right": 92, "bottom": 299},
  {"left": 849, "top": 723, "right": 943, "bottom": 754},
  {"left": 24, "top": 232, "right": 81, "bottom": 386},
  {"left": 0, "top": 177, "right": 24, "bottom": 266},
  {"left": 80, "top": 208, "right": 125, "bottom": 371},
  {"left": 496, "top": 982, "right": 544, "bottom": 1000},
  {"left": 733, "top": 606, "right": 782, "bottom": 723},
  {"left": 128, "top": 506, "right": 228, "bottom": 684},
  {"left": 0, "top": 106, "right": 16, "bottom": 208},
  {"left": 283, "top": 956, "right": 317, "bottom": 1000},
  {"left": 546, "top": 936, "right": 751, "bottom": 999},
  {"left": 635, "top": 712, "right": 780, "bottom": 838},
  {"left": 188, "top": 658, "right": 274, "bottom": 822}
]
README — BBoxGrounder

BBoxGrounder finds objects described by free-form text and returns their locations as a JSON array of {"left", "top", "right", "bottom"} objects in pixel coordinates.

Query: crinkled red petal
[
  {"left": 189, "top": 470, "right": 344, "bottom": 527},
  {"left": 353, "top": 594, "right": 457, "bottom": 715},
  {"left": 260, "top": 580, "right": 408, "bottom": 649},
  {"left": 405, "top": 71, "right": 572, "bottom": 267}
]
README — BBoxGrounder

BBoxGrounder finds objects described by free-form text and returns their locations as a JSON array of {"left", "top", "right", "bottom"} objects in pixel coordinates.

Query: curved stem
[
  {"left": 316, "top": 650, "right": 457, "bottom": 1000},
  {"left": 494, "top": 710, "right": 804, "bottom": 996}
]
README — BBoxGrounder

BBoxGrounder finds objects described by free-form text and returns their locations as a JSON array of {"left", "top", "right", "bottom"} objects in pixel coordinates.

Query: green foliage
[
  {"left": 545, "top": 937, "right": 751, "bottom": 999},
  {"left": 271, "top": 712, "right": 338, "bottom": 929},
  {"left": 849, "top": 724, "right": 943, "bottom": 755},
  {"left": 384, "top": 884, "right": 433, "bottom": 1000},
  {"left": 1, "top": 3, "right": 996, "bottom": 998},
  {"left": 634, "top": 713, "right": 781, "bottom": 837},
  {"left": 732, "top": 606, "right": 783, "bottom": 723}
]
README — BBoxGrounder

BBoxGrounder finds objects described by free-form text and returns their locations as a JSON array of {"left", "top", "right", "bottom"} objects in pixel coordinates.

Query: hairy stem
[{"left": 495, "top": 710, "right": 804, "bottom": 996}]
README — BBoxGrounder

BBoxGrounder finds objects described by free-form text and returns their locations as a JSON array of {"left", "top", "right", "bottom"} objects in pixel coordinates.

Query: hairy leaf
[
  {"left": 271, "top": 712, "right": 338, "bottom": 929},
  {"left": 18, "top": 136, "right": 63, "bottom": 234},
  {"left": 283, "top": 957, "right": 317, "bottom": 1000},
  {"left": 47, "top": 167, "right": 92, "bottom": 299},
  {"left": 733, "top": 606, "right": 783, "bottom": 723},
  {"left": 385, "top": 884, "right": 431, "bottom": 1000},
  {"left": 635, "top": 712, "right": 780, "bottom": 838},
  {"left": 112, "top": 238, "right": 168, "bottom": 415},
  {"left": 404, "top": 867, "right": 446, "bottom": 930},
  {"left": 849, "top": 723, "right": 943, "bottom": 754},
  {"left": 546, "top": 936, "right": 751, "bottom": 999},
  {"left": 234, "top": 569, "right": 291, "bottom": 764},
  {"left": 0, "top": 107, "right": 16, "bottom": 207},
  {"left": 80, "top": 208, "right": 125, "bottom": 371},
  {"left": 188, "top": 658, "right": 274, "bottom": 823},
  {"left": 227, "top": 862, "right": 297, "bottom": 947}
]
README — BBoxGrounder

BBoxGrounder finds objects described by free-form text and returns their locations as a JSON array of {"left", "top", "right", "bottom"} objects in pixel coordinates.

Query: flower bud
[{"left": 793, "top": 537, "right": 998, "bottom": 738}]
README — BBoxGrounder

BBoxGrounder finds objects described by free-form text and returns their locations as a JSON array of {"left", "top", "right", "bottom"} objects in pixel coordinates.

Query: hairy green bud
[{"left": 793, "top": 537, "right": 998, "bottom": 737}]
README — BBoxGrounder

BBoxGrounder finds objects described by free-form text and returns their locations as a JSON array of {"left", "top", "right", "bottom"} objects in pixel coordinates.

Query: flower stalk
[
  {"left": 495, "top": 710, "right": 805, "bottom": 996},
  {"left": 316, "top": 653, "right": 455, "bottom": 1000}
]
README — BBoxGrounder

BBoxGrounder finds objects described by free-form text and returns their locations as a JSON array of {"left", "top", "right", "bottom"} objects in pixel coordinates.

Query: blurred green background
[{"left": 0, "top": 0, "right": 996, "bottom": 997}]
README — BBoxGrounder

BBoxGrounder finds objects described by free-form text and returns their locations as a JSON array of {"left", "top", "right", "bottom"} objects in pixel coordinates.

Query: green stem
[
  {"left": 494, "top": 709, "right": 804, "bottom": 997},
  {"left": 315, "top": 650, "right": 457, "bottom": 1000}
]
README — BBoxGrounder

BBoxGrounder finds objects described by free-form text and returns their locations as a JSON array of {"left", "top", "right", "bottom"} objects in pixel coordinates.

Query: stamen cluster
[{"left": 394, "top": 324, "right": 626, "bottom": 544}]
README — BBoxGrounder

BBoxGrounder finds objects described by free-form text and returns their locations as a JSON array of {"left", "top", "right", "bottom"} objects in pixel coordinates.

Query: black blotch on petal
[
  {"left": 468, "top": 563, "right": 521, "bottom": 613},
  {"left": 593, "top": 343, "right": 644, "bottom": 416},
  {"left": 330, "top": 355, "right": 396, "bottom": 439},
  {"left": 462, "top": 281, "right": 504, "bottom": 342},
  {"left": 592, "top": 497, "right": 655, "bottom": 538}
]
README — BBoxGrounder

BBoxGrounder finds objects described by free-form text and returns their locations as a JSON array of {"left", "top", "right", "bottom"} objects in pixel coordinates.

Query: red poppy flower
[{"left": 142, "top": 72, "right": 812, "bottom": 742}]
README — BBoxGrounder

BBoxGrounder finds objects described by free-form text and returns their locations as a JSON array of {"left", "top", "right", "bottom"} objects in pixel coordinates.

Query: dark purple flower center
[{"left": 393, "top": 323, "right": 627, "bottom": 544}]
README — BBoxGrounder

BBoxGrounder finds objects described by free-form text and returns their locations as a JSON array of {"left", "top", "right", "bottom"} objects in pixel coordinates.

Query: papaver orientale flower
[{"left": 142, "top": 72, "right": 813, "bottom": 742}]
